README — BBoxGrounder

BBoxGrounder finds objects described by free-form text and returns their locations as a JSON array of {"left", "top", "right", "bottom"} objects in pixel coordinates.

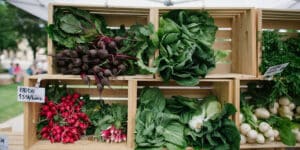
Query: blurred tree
[
  {"left": 0, "top": 3, "right": 19, "bottom": 53},
  {"left": 13, "top": 4, "right": 47, "bottom": 59},
  {"left": 0, "top": 1, "right": 47, "bottom": 59}
]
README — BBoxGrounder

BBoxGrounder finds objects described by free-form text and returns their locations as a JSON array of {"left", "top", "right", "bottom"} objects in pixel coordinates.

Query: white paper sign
[
  {"left": 263, "top": 63, "right": 289, "bottom": 78},
  {"left": 0, "top": 135, "right": 8, "bottom": 150},
  {"left": 17, "top": 86, "right": 45, "bottom": 103}
]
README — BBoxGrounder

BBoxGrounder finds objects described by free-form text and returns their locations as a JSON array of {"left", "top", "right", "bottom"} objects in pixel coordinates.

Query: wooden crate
[
  {"left": 237, "top": 79, "right": 300, "bottom": 149},
  {"left": 134, "top": 78, "right": 235, "bottom": 145},
  {"left": 47, "top": 3, "right": 157, "bottom": 79},
  {"left": 0, "top": 132, "right": 24, "bottom": 150},
  {"left": 23, "top": 75, "right": 137, "bottom": 150},
  {"left": 157, "top": 8, "right": 257, "bottom": 79},
  {"left": 256, "top": 9, "right": 300, "bottom": 77}
]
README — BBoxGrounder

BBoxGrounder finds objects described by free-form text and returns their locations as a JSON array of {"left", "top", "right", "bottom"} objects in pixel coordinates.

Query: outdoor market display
[{"left": 22, "top": 5, "right": 300, "bottom": 150}]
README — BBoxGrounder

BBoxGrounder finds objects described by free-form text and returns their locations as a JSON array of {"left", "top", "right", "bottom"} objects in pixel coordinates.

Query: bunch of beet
[
  {"left": 101, "top": 125, "right": 127, "bottom": 143},
  {"left": 39, "top": 93, "right": 90, "bottom": 143},
  {"left": 54, "top": 35, "right": 136, "bottom": 93}
]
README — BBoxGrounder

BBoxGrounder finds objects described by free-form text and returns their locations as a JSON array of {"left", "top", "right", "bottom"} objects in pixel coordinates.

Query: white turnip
[
  {"left": 247, "top": 130, "right": 258, "bottom": 139},
  {"left": 256, "top": 134, "right": 265, "bottom": 144},
  {"left": 264, "top": 129, "right": 275, "bottom": 138},
  {"left": 259, "top": 122, "right": 270, "bottom": 133},
  {"left": 240, "top": 134, "right": 246, "bottom": 144},
  {"left": 240, "top": 123, "right": 251, "bottom": 135},
  {"left": 279, "top": 97, "right": 290, "bottom": 106},
  {"left": 255, "top": 108, "right": 270, "bottom": 119}
]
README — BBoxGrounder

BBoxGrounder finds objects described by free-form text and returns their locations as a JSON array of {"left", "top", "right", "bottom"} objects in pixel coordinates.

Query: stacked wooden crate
[{"left": 23, "top": 3, "right": 300, "bottom": 150}]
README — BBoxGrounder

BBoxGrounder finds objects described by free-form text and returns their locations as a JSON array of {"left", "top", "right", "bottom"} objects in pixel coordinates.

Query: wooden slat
[
  {"left": 161, "top": 90, "right": 211, "bottom": 98},
  {"left": 127, "top": 80, "right": 137, "bottom": 148},
  {"left": 29, "top": 74, "right": 152, "bottom": 81},
  {"left": 263, "top": 20, "right": 300, "bottom": 30},
  {"left": 212, "top": 41, "right": 231, "bottom": 50},
  {"left": 233, "top": 79, "right": 240, "bottom": 126},
  {"left": 30, "top": 140, "right": 130, "bottom": 150},
  {"left": 257, "top": 9, "right": 262, "bottom": 77},
  {"left": 216, "top": 30, "right": 232, "bottom": 39},
  {"left": 103, "top": 15, "right": 147, "bottom": 27},
  {"left": 148, "top": 8, "right": 159, "bottom": 79},
  {"left": 214, "top": 18, "right": 232, "bottom": 27},
  {"left": 210, "top": 63, "right": 231, "bottom": 74},
  {"left": 213, "top": 80, "right": 232, "bottom": 103},
  {"left": 235, "top": 9, "right": 256, "bottom": 76},
  {"left": 48, "top": 3, "right": 54, "bottom": 74},
  {"left": 230, "top": 13, "right": 239, "bottom": 75},
  {"left": 241, "top": 142, "right": 300, "bottom": 149},
  {"left": 72, "top": 88, "right": 128, "bottom": 98}
]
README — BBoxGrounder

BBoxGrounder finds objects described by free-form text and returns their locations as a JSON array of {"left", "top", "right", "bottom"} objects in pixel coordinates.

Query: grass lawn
[{"left": 0, "top": 83, "right": 23, "bottom": 123}]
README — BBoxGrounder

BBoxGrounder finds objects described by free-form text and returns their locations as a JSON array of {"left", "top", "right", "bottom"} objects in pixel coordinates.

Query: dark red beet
[
  {"left": 115, "top": 54, "right": 137, "bottom": 60},
  {"left": 97, "top": 40, "right": 105, "bottom": 49},
  {"left": 92, "top": 66, "right": 101, "bottom": 73},
  {"left": 97, "top": 72, "right": 104, "bottom": 78},
  {"left": 82, "top": 55, "right": 89, "bottom": 63},
  {"left": 108, "top": 41, "right": 118, "bottom": 50},
  {"left": 72, "top": 58, "right": 82, "bottom": 67},
  {"left": 112, "top": 68, "right": 118, "bottom": 75},
  {"left": 70, "top": 51, "right": 78, "bottom": 58},
  {"left": 103, "top": 69, "right": 112, "bottom": 77},
  {"left": 118, "top": 64, "right": 126, "bottom": 72},
  {"left": 63, "top": 49, "right": 71, "bottom": 56},
  {"left": 87, "top": 69, "right": 94, "bottom": 75},
  {"left": 56, "top": 52, "right": 64, "bottom": 59},
  {"left": 76, "top": 46, "right": 86, "bottom": 55},
  {"left": 97, "top": 49, "right": 109, "bottom": 59},
  {"left": 96, "top": 83, "right": 103, "bottom": 94},
  {"left": 88, "top": 49, "right": 97, "bottom": 57},
  {"left": 68, "top": 64, "right": 74, "bottom": 70},
  {"left": 100, "top": 77, "right": 110, "bottom": 86},
  {"left": 57, "top": 60, "right": 66, "bottom": 66},
  {"left": 72, "top": 68, "right": 81, "bottom": 75},
  {"left": 81, "top": 64, "right": 89, "bottom": 71},
  {"left": 112, "top": 60, "right": 119, "bottom": 66},
  {"left": 114, "top": 36, "right": 123, "bottom": 44}
]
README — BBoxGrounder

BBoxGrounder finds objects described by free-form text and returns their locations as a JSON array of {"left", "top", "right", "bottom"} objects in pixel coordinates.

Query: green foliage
[
  {"left": 135, "top": 87, "right": 240, "bottom": 150},
  {"left": 260, "top": 31, "right": 300, "bottom": 98},
  {"left": 119, "top": 23, "right": 158, "bottom": 74},
  {"left": 0, "top": 3, "right": 18, "bottom": 52},
  {"left": 0, "top": 2, "right": 47, "bottom": 57},
  {"left": 45, "top": 83, "right": 67, "bottom": 103},
  {"left": 47, "top": 7, "right": 107, "bottom": 49},
  {"left": 267, "top": 115, "right": 296, "bottom": 146},
  {"left": 157, "top": 10, "right": 217, "bottom": 86}
]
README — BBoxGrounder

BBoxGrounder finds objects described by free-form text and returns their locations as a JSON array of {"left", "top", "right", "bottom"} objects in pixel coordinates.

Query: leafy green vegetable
[
  {"left": 47, "top": 7, "right": 108, "bottom": 49},
  {"left": 157, "top": 10, "right": 217, "bottom": 86},
  {"left": 119, "top": 24, "right": 158, "bottom": 74},
  {"left": 135, "top": 87, "right": 186, "bottom": 149},
  {"left": 267, "top": 115, "right": 296, "bottom": 146},
  {"left": 260, "top": 31, "right": 300, "bottom": 99},
  {"left": 45, "top": 83, "right": 67, "bottom": 103},
  {"left": 136, "top": 87, "right": 240, "bottom": 150}
]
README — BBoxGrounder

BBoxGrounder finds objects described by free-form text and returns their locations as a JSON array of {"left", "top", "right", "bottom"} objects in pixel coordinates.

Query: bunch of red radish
[
  {"left": 39, "top": 93, "right": 90, "bottom": 143},
  {"left": 54, "top": 35, "right": 136, "bottom": 93},
  {"left": 101, "top": 125, "right": 127, "bottom": 143}
]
